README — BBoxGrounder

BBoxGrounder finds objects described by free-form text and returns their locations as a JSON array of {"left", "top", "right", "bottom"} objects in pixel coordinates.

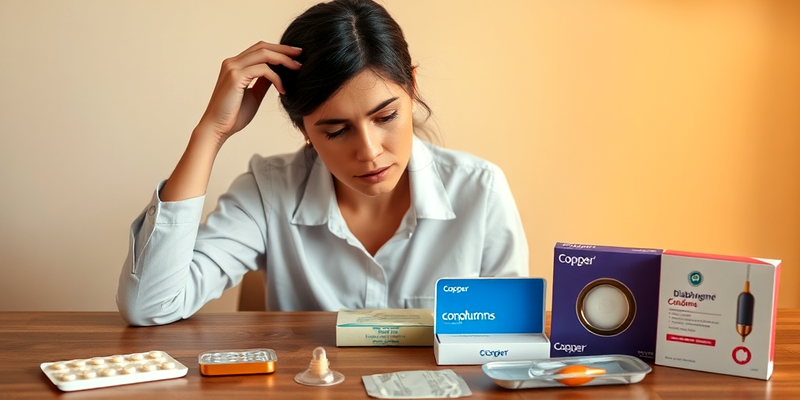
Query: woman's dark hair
[{"left": 276, "top": 0, "right": 433, "bottom": 139}]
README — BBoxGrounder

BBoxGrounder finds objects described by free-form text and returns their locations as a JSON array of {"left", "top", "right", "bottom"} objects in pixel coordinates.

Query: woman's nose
[{"left": 354, "top": 126, "right": 383, "bottom": 162}]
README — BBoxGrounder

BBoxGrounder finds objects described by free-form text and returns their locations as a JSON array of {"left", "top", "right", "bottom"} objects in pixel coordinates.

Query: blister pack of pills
[{"left": 40, "top": 350, "right": 188, "bottom": 391}]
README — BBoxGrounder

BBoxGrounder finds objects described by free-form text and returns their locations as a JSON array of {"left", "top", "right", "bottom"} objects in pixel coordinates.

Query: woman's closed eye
[
  {"left": 324, "top": 111, "right": 399, "bottom": 140},
  {"left": 377, "top": 110, "right": 399, "bottom": 123},
  {"left": 325, "top": 127, "right": 346, "bottom": 139}
]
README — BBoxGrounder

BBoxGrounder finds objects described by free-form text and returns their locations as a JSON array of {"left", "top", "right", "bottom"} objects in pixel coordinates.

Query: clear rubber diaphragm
[{"left": 294, "top": 347, "right": 344, "bottom": 387}]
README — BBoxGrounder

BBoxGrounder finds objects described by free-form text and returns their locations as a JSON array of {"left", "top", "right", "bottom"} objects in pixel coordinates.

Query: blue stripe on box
[{"left": 435, "top": 278, "right": 546, "bottom": 335}]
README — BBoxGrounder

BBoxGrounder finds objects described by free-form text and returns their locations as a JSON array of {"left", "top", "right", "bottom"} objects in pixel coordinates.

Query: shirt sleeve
[
  {"left": 480, "top": 165, "right": 530, "bottom": 277},
  {"left": 116, "top": 173, "right": 267, "bottom": 326}
]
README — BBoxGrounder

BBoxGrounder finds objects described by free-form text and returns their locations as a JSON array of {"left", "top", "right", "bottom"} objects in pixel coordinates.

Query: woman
[{"left": 117, "top": 0, "right": 528, "bottom": 326}]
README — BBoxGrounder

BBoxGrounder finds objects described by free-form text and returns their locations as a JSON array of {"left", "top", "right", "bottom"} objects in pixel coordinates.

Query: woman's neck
[
  {"left": 334, "top": 170, "right": 411, "bottom": 216},
  {"left": 334, "top": 170, "right": 411, "bottom": 256}
]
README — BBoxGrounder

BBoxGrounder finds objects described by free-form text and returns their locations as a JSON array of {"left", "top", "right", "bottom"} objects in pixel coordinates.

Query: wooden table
[{"left": 1, "top": 310, "right": 798, "bottom": 399}]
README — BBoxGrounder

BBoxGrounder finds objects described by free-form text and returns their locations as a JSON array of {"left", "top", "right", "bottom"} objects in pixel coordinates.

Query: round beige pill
[
  {"left": 81, "top": 370, "right": 97, "bottom": 379},
  {"left": 109, "top": 355, "right": 125, "bottom": 364},
  {"left": 120, "top": 365, "right": 137, "bottom": 375},
  {"left": 160, "top": 361, "right": 175, "bottom": 370},
  {"left": 70, "top": 360, "right": 86, "bottom": 368},
  {"left": 140, "top": 363, "right": 157, "bottom": 372},
  {"left": 147, "top": 351, "right": 163, "bottom": 359},
  {"left": 90, "top": 357, "right": 105, "bottom": 365},
  {"left": 58, "top": 373, "right": 77, "bottom": 382},
  {"left": 101, "top": 368, "right": 118, "bottom": 377},
  {"left": 129, "top": 353, "right": 144, "bottom": 361},
  {"left": 50, "top": 363, "right": 67, "bottom": 371}
]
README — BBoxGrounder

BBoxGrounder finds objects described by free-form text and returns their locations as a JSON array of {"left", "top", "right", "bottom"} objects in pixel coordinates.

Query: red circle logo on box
[{"left": 732, "top": 346, "right": 752, "bottom": 365}]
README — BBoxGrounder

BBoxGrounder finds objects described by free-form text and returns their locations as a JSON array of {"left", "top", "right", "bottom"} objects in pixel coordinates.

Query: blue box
[
  {"left": 433, "top": 277, "right": 550, "bottom": 365},
  {"left": 550, "top": 243, "right": 662, "bottom": 360}
]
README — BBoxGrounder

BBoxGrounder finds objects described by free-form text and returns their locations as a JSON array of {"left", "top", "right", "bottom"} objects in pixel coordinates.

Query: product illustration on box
[
  {"left": 576, "top": 278, "right": 637, "bottom": 337},
  {"left": 736, "top": 264, "right": 755, "bottom": 342}
]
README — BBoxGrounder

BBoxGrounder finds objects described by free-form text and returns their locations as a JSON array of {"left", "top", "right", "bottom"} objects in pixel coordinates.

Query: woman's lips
[{"left": 356, "top": 166, "right": 391, "bottom": 183}]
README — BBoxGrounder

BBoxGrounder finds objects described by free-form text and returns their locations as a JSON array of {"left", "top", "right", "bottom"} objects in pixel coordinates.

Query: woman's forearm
[{"left": 159, "top": 127, "right": 224, "bottom": 201}]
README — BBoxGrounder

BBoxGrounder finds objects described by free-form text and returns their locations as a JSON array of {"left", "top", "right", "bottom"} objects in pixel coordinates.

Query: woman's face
[{"left": 302, "top": 69, "right": 414, "bottom": 199}]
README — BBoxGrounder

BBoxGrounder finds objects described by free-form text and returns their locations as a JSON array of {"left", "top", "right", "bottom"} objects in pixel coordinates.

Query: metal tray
[
  {"left": 482, "top": 354, "right": 652, "bottom": 389},
  {"left": 198, "top": 349, "right": 277, "bottom": 376}
]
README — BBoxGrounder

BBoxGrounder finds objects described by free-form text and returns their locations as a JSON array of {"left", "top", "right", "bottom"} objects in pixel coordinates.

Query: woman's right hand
[{"left": 195, "top": 41, "right": 302, "bottom": 145}]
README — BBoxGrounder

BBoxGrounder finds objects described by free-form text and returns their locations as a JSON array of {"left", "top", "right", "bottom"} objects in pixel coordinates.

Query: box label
[
  {"left": 435, "top": 278, "right": 545, "bottom": 335},
  {"left": 655, "top": 253, "right": 780, "bottom": 379}
]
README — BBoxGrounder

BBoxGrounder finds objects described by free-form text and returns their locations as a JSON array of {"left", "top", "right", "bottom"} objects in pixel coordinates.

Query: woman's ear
[
  {"left": 411, "top": 66, "right": 418, "bottom": 93},
  {"left": 298, "top": 124, "right": 312, "bottom": 147}
]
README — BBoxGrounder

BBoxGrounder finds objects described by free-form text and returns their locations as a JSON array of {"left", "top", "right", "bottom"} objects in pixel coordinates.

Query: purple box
[{"left": 550, "top": 242, "right": 662, "bottom": 360}]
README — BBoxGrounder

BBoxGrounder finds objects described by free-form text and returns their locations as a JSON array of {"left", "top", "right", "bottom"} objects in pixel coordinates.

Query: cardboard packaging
[
  {"left": 433, "top": 277, "right": 550, "bottom": 365},
  {"left": 336, "top": 309, "right": 433, "bottom": 346},
  {"left": 655, "top": 251, "right": 781, "bottom": 380},
  {"left": 550, "top": 242, "right": 663, "bottom": 360}
]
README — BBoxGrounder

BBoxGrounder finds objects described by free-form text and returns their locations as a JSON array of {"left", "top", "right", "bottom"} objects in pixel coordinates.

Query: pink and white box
[{"left": 655, "top": 250, "right": 781, "bottom": 380}]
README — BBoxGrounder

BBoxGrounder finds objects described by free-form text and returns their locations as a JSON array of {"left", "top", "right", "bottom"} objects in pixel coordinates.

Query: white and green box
[{"left": 336, "top": 309, "right": 434, "bottom": 346}]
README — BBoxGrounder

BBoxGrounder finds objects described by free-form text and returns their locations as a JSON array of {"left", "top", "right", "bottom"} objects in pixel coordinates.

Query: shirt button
[{"left": 148, "top": 206, "right": 156, "bottom": 216}]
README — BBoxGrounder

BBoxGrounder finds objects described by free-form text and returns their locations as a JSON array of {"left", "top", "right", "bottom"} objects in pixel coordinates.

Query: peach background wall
[{"left": 0, "top": 0, "right": 797, "bottom": 313}]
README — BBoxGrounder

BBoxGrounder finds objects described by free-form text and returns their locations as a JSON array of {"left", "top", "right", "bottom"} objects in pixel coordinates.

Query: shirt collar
[
  {"left": 291, "top": 153, "right": 333, "bottom": 226},
  {"left": 407, "top": 136, "right": 456, "bottom": 220},
  {"left": 290, "top": 136, "right": 455, "bottom": 226}
]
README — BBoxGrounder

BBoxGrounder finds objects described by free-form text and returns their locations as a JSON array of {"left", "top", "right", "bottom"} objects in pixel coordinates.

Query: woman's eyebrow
[
  {"left": 314, "top": 97, "right": 399, "bottom": 126},
  {"left": 366, "top": 97, "right": 399, "bottom": 116}
]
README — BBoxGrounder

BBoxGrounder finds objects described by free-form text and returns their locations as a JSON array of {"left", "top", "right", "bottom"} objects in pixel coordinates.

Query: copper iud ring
[{"left": 576, "top": 278, "right": 637, "bottom": 337}]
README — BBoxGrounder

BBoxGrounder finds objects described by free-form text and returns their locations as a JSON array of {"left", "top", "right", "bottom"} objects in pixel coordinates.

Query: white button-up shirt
[{"left": 117, "top": 137, "right": 529, "bottom": 326}]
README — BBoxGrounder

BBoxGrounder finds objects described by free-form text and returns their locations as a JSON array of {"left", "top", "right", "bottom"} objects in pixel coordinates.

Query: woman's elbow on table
[
  {"left": 116, "top": 297, "right": 186, "bottom": 327},
  {"left": 116, "top": 277, "right": 185, "bottom": 327}
]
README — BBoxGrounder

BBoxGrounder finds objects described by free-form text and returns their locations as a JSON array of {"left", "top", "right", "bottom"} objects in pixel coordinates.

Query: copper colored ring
[{"left": 576, "top": 278, "right": 636, "bottom": 337}]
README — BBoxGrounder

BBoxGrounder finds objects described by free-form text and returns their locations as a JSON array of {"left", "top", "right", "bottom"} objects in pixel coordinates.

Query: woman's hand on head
[{"left": 196, "top": 41, "right": 302, "bottom": 145}]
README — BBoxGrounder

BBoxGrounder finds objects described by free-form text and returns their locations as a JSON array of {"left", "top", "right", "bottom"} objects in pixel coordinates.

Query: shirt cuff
[{"left": 147, "top": 180, "right": 206, "bottom": 225}]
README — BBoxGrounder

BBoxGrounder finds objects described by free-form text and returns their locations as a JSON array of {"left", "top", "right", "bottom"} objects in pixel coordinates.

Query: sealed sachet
[{"left": 362, "top": 369, "right": 472, "bottom": 398}]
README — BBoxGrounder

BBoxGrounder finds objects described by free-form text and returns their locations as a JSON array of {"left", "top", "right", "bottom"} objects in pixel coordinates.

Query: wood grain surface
[{"left": 1, "top": 310, "right": 798, "bottom": 399}]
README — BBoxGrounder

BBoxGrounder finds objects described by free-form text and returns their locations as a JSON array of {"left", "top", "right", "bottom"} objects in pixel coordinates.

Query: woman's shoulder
[
  {"left": 422, "top": 141, "right": 503, "bottom": 175},
  {"left": 245, "top": 148, "right": 318, "bottom": 187},
  {"left": 412, "top": 140, "right": 514, "bottom": 214},
  {"left": 412, "top": 140, "right": 510, "bottom": 200},
  {"left": 246, "top": 147, "right": 315, "bottom": 173},
  {"left": 248, "top": 148, "right": 307, "bottom": 168}
]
